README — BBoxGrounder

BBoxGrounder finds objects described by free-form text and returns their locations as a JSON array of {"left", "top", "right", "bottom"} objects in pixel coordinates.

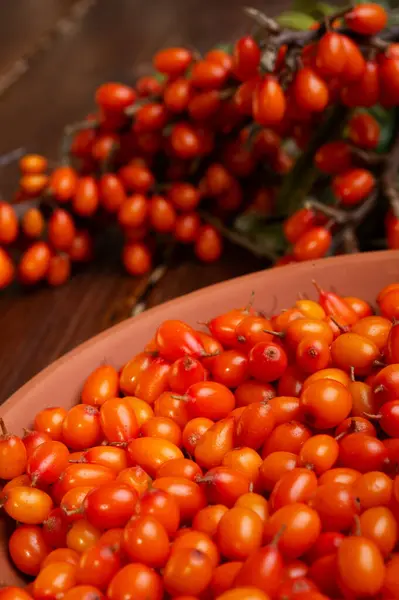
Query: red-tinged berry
[
  {"left": 253, "top": 77, "right": 286, "bottom": 126},
  {"left": 293, "top": 227, "right": 332, "bottom": 261},
  {"left": 0, "top": 248, "right": 15, "bottom": 289},
  {"left": 341, "top": 36, "right": 366, "bottom": 82},
  {"left": 348, "top": 112, "right": 380, "bottom": 149},
  {"left": 248, "top": 341, "right": 288, "bottom": 383},
  {"left": 0, "top": 202, "right": 18, "bottom": 245},
  {"left": 283, "top": 208, "right": 316, "bottom": 243},
  {"left": 315, "top": 141, "right": 352, "bottom": 175},
  {"left": 191, "top": 61, "right": 228, "bottom": 90},
  {"left": 233, "top": 36, "right": 261, "bottom": 81},
  {"left": 333, "top": 168, "right": 375, "bottom": 206},
  {"left": 122, "top": 242, "right": 152, "bottom": 276},
  {"left": 345, "top": 3, "right": 387, "bottom": 35},
  {"left": 316, "top": 32, "right": 347, "bottom": 78},
  {"left": 19, "top": 242, "right": 51, "bottom": 285},
  {"left": 153, "top": 47, "right": 192, "bottom": 77},
  {"left": 195, "top": 225, "right": 223, "bottom": 263},
  {"left": 48, "top": 209, "right": 75, "bottom": 251},
  {"left": 95, "top": 83, "right": 136, "bottom": 114},
  {"left": 341, "top": 60, "right": 379, "bottom": 107},
  {"left": 294, "top": 68, "right": 329, "bottom": 113}
]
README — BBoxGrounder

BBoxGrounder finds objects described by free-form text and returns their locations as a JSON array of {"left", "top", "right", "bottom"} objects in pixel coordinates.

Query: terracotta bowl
[{"left": 1, "top": 250, "right": 399, "bottom": 585}]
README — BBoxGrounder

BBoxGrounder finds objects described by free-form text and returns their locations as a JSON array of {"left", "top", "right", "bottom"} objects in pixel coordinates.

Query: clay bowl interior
[{"left": 1, "top": 250, "right": 399, "bottom": 585}]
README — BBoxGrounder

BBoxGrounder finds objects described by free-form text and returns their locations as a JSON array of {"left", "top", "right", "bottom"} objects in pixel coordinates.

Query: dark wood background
[{"left": 0, "top": 0, "right": 290, "bottom": 403}]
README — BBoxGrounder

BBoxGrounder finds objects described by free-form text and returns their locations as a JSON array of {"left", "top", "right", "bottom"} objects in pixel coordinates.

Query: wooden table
[{"left": 0, "top": 0, "right": 285, "bottom": 403}]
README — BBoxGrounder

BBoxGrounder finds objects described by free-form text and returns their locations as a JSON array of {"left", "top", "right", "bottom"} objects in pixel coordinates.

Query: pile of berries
[
  {"left": 2, "top": 280, "right": 399, "bottom": 598},
  {"left": 1, "top": 2, "right": 399, "bottom": 290}
]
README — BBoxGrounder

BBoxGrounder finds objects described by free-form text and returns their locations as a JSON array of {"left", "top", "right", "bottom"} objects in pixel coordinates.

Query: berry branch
[
  {"left": 1, "top": 1, "right": 399, "bottom": 292},
  {"left": 382, "top": 125, "right": 399, "bottom": 217}
]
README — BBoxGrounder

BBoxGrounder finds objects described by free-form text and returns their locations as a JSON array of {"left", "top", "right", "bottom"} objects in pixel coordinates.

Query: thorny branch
[
  {"left": 382, "top": 128, "right": 399, "bottom": 218},
  {"left": 200, "top": 211, "right": 278, "bottom": 262}
]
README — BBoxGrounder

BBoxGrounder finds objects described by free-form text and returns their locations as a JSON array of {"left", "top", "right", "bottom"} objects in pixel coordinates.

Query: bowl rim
[{"left": 1, "top": 249, "right": 396, "bottom": 413}]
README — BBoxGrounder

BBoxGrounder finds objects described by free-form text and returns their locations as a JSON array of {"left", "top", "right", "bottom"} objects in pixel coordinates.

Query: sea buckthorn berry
[
  {"left": 309, "top": 481, "right": 360, "bottom": 531},
  {"left": 348, "top": 112, "right": 380, "bottom": 149},
  {"left": 81, "top": 365, "right": 119, "bottom": 407},
  {"left": 34, "top": 406, "right": 67, "bottom": 440},
  {"left": 294, "top": 68, "right": 329, "bottom": 112},
  {"left": 163, "top": 547, "right": 213, "bottom": 596},
  {"left": 264, "top": 503, "right": 321, "bottom": 559},
  {"left": 3, "top": 486, "right": 53, "bottom": 524},
  {"left": 337, "top": 535, "right": 385, "bottom": 597},
  {"left": 216, "top": 506, "right": 263, "bottom": 560},
  {"left": 248, "top": 341, "right": 288, "bottom": 382},
  {"left": 283, "top": 208, "right": 316, "bottom": 243},
  {"left": 341, "top": 35, "right": 366, "bottom": 82},
  {"left": 331, "top": 332, "right": 380, "bottom": 376},
  {"left": 293, "top": 227, "right": 332, "bottom": 261},
  {"left": 269, "top": 467, "right": 318, "bottom": 512},
  {"left": 345, "top": 3, "right": 387, "bottom": 35},
  {"left": 48, "top": 209, "right": 76, "bottom": 251},
  {"left": 235, "top": 402, "right": 275, "bottom": 449},
  {"left": 233, "top": 36, "right": 261, "bottom": 81},
  {"left": 19, "top": 241, "right": 51, "bottom": 285},
  {"left": 259, "top": 451, "right": 298, "bottom": 492},
  {"left": 316, "top": 32, "right": 347, "bottom": 77},
  {"left": 49, "top": 166, "right": 78, "bottom": 202},
  {"left": 191, "top": 60, "right": 228, "bottom": 90},
  {"left": 195, "top": 225, "right": 223, "bottom": 263},
  {"left": 315, "top": 141, "right": 352, "bottom": 175},
  {"left": 299, "top": 434, "right": 339, "bottom": 474},
  {"left": 300, "top": 379, "right": 352, "bottom": 429},
  {"left": 0, "top": 420, "right": 27, "bottom": 480},
  {"left": 194, "top": 417, "right": 235, "bottom": 469},
  {"left": 253, "top": 76, "right": 286, "bottom": 126},
  {"left": 96, "top": 82, "right": 135, "bottom": 114},
  {"left": 339, "top": 433, "right": 387, "bottom": 472},
  {"left": 296, "top": 336, "right": 330, "bottom": 373},
  {"left": 22, "top": 207, "right": 45, "bottom": 239},
  {"left": 0, "top": 202, "right": 18, "bottom": 245},
  {"left": 261, "top": 420, "right": 311, "bottom": 456},
  {"left": 333, "top": 168, "right": 375, "bottom": 206},
  {"left": 154, "top": 47, "right": 192, "bottom": 77}
]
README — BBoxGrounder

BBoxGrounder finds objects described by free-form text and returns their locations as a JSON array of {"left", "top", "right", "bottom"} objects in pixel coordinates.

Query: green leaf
[
  {"left": 153, "top": 72, "right": 167, "bottom": 83},
  {"left": 314, "top": 2, "right": 336, "bottom": 16},
  {"left": 276, "top": 10, "right": 317, "bottom": 29},
  {"left": 388, "top": 9, "right": 399, "bottom": 25},
  {"left": 352, "top": 0, "right": 392, "bottom": 8},
  {"left": 367, "top": 105, "right": 396, "bottom": 153},
  {"left": 215, "top": 42, "right": 234, "bottom": 55},
  {"left": 291, "top": 0, "right": 318, "bottom": 14},
  {"left": 233, "top": 215, "right": 287, "bottom": 255},
  {"left": 275, "top": 104, "right": 348, "bottom": 216}
]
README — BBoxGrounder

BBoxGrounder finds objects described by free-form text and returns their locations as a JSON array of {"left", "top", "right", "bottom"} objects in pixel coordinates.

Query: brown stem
[
  {"left": 353, "top": 514, "right": 362, "bottom": 537},
  {"left": 200, "top": 211, "right": 277, "bottom": 261},
  {"left": 243, "top": 7, "right": 280, "bottom": 34},
  {"left": 305, "top": 199, "right": 347, "bottom": 225},
  {"left": 263, "top": 328, "right": 284, "bottom": 338},
  {"left": 350, "top": 146, "right": 387, "bottom": 167},
  {"left": 382, "top": 127, "right": 399, "bottom": 218},
  {"left": 270, "top": 524, "right": 287, "bottom": 547},
  {"left": 0, "top": 418, "right": 7, "bottom": 436},
  {"left": 341, "top": 226, "right": 359, "bottom": 254}
]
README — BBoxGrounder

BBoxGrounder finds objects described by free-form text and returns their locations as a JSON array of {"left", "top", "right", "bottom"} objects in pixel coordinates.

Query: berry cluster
[
  {"left": 2, "top": 281, "right": 399, "bottom": 598},
  {"left": 1, "top": 2, "right": 399, "bottom": 290}
]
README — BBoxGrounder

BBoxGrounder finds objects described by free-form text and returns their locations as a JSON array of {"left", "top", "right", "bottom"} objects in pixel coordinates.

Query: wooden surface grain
[{"left": 0, "top": 0, "right": 284, "bottom": 403}]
